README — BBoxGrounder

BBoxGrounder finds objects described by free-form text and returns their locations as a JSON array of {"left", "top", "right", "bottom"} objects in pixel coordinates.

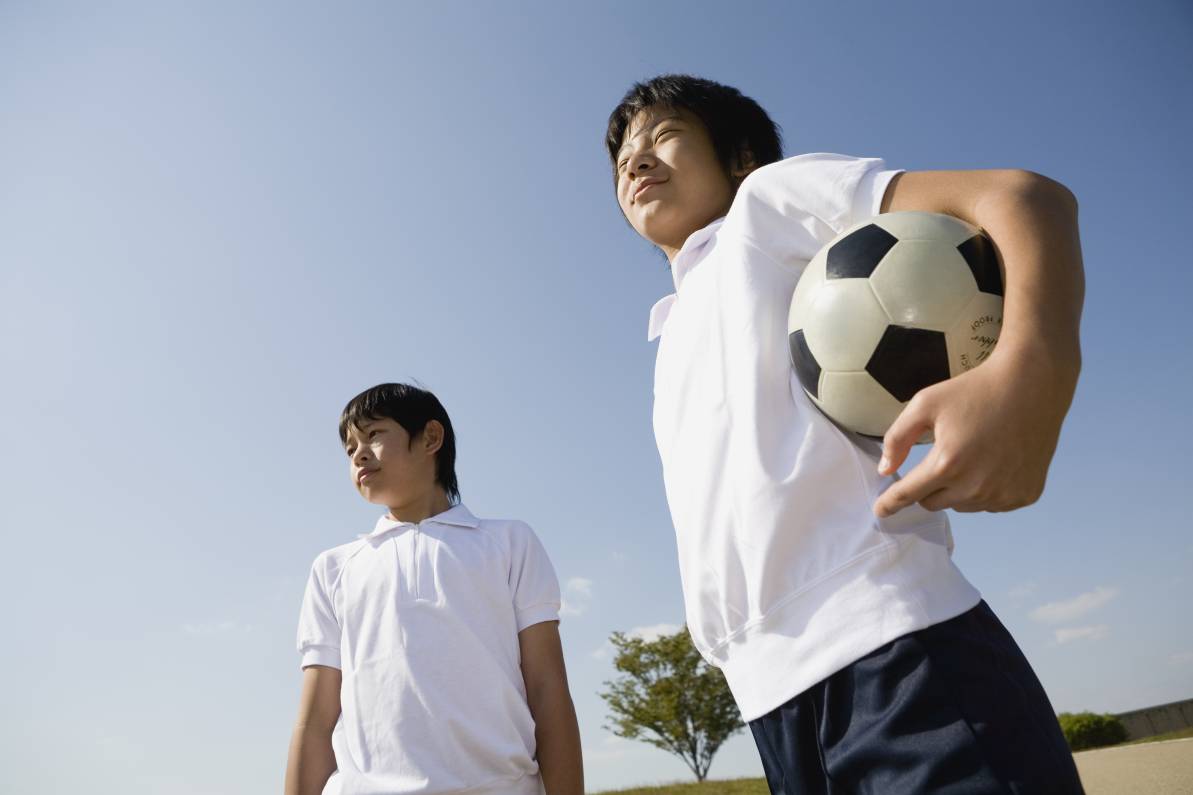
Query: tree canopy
[{"left": 598, "top": 626, "right": 743, "bottom": 781}]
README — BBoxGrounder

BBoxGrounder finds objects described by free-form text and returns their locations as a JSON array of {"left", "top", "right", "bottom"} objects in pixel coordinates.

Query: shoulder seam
[{"left": 328, "top": 538, "right": 369, "bottom": 601}]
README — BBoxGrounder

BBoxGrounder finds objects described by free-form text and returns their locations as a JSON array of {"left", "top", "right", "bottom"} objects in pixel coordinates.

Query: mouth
[
  {"left": 357, "top": 469, "right": 379, "bottom": 485},
  {"left": 633, "top": 178, "right": 665, "bottom": 203}
]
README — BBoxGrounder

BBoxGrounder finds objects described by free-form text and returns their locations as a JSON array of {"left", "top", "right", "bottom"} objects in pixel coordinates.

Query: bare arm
[
  {"left": 284, "top": 665, "right": 342, "bottom": 795},
  {"left": 873, "top": 169, "right": 1084, "bottom": 516},
  {"left": 519, "top": 621, "right": 583, "bottom": 795}
]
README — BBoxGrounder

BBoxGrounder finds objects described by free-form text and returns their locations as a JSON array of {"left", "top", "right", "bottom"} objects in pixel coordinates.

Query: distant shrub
[{"left": 1057, "top": 712, "right": 1128, "bottom": 751}]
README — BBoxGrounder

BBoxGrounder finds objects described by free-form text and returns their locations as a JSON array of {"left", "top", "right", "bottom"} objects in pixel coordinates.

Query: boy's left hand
[{"left": 873, "top": 345, "right": 1076, "bottom": 518}]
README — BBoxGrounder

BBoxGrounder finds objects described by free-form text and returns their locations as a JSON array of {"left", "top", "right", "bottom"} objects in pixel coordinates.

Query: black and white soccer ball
[{"left": 788, "top": 211, "right": 1004, "bottom": 439}]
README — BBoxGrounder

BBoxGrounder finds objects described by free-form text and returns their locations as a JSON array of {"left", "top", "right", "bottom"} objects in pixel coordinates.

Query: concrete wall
[{"left": 1116, "top": 698, "right": 1193, "bottom": 741}]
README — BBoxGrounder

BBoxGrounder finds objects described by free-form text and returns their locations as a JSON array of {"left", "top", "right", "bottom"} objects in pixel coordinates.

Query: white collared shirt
[
  {"left": 648, "top": 153, "right": 980, "bottom": 721},
  {"left": 297, "top": 504, "right": 558, "bottom": 795}
]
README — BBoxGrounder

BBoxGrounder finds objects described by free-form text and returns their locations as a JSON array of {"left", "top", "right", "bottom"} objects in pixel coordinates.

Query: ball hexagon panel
[
  {"left": 788, "top": 249, "right": 828, "bottom": 333},
  {"left": 945, "top": 291, "right": 1004, "bottom": 375},
  {"left": 788, "top": 329, "right": 822, "bottom": 399},
  {"left": 868, "top": 240, "right": 978, "bottom": 331},
  {"left": 816, "top": 370, "right": 906, "bottom": 438},
  {"left": 803, "top": 278, "right": 890, "bottom": 371},
  {"left": 865, "top": 325, "right": 951, "bottom": 403},
  {"left": 871, "top": 210, "right": 978, "bottom": 247},
  {"left": 957, "top": 233, "right": 1003, "bottom": 296},
  {"left": 825, "top": 223, "right": 898, "bottom": 280}
]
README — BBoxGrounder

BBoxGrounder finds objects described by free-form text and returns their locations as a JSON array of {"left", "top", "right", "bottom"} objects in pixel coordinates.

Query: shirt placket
[{"left": 392, "top": 528, "right": 417, "bottom": 603}]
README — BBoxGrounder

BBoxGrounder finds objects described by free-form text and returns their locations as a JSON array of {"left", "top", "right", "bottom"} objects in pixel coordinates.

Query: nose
[
  {"left": 627, "top": 150, "right": 656, "bottom": 180},
  {"left": 353, "top": 447, "right": 373, "bottom": 467}
]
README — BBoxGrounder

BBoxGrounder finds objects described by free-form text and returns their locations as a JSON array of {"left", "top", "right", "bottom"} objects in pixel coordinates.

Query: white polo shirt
[
  {"left": 647, "top": 153, "right": 981, "bottom": 721},
  {"left": 297, "top": 504, "right": 559, "bottom": 795}
]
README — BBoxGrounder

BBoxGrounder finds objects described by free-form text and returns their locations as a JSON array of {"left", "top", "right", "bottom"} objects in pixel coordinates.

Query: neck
[{"left": 387, "top": 487, "right": 453, "bottom": 524}]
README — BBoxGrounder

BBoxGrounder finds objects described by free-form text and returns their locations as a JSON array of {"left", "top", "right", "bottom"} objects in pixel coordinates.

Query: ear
[
  {"left": 420, "top": 420, "right": 445, "bottom": 456},
  {"left": 731, "top": 147, "right": 758, "bottom": 181}
]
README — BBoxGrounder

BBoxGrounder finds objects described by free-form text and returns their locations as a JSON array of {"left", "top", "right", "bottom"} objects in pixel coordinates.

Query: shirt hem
[{"left": 718, "top": 535, "right": 981, "bottom": 721}]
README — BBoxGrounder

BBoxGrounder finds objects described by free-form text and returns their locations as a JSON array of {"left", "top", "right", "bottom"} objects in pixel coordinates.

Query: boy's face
[
  {"left": 615, "top": 106, "right": 736, "bottom": 261},
  {"left": 343, "top": 417, "right": 440, "bottom": 510}
]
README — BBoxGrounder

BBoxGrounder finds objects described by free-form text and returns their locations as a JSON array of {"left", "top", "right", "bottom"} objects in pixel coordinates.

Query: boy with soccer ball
[{"left": 607, "top": 74, "right": 1084, "bottom": 792}]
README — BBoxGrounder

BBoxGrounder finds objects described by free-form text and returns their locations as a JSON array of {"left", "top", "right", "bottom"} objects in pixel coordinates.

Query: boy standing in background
[{"left": 285, "top": 383, "right": 583, "bottom": 795}]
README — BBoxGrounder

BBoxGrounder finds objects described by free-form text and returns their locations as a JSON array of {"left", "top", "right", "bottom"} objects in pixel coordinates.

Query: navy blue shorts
[{"left": 748, "top": 601, "right": 1084, "bottom": 794}]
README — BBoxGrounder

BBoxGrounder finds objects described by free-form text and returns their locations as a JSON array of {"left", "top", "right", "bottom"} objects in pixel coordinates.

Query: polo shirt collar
[
  {"left": 361, "top": 503, "right": 480, "bottom": 539},
  {"left": 647, "top": 217, "right": 724, "bottom": 341}
]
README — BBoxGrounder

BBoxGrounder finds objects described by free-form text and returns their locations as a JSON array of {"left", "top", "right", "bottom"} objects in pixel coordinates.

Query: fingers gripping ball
[{"left": 788, "top": 211, "right": 1004, "bottom": 439}]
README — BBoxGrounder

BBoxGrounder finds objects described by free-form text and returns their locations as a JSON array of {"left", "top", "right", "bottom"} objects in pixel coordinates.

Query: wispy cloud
[
  {"left": 1169, "top": 651, "right": 1193, "bottom": 666},
  {"left": 560, "top": 576, "right": 593, "bottom": 617},
  {"left": 628, "top": 622, "right": 683, "bottom": 642},
  {"left": 592, "top": 622, "right": 684, "bottom": 660},
  {"left": 1030, "top": 586, "right": 1118, "bottom": 624},
  {"left": 1054, "top": 625, "right": 1109, "bottom": 644}
]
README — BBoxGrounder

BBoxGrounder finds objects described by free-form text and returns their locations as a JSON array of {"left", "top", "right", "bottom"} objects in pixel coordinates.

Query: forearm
[
  {"left": 284, "top": 725, "right": 336, "bottom": 795},
  {"left": 529, "top": 687, "right": 584, "bottom": 795},
  {"left": 873, "top": 169, "right": 1087, "bottom": 515},
  {"left": 970, "top": 172, "right": 1084, "bottom": 379}
]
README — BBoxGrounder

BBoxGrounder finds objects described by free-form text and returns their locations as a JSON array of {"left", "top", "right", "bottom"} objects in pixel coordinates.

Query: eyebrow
[
  {"left": 343, "top": 420, "right": 377, "bottom": 442},
  {"left": 617, "top": 114, "right": 682, "bottom": 159}
]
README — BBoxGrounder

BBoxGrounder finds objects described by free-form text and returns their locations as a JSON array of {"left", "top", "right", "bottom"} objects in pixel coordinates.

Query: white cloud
[
  {"left": 1054, "top": 625, "right": 1109, "bottom": 644},
  {"left": 1169, "top": 651, "right": 1193, "bottom": 666},
  {"left": 1030, "top": 586, "right": 1118, "bottom": 624},
  {"left": 592, "top": 622, "right": 684, "bottom": 660},
  {"left": 627, "top": 623, "right": 683, "bottom": 642},
  {"left": 560, "top": 576, "right": 594, "bottom": 617}
]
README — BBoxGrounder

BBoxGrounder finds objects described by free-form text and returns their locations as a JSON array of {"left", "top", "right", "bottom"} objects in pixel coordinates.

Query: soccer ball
[{"left": 788, "top": 211, "right": 1003, "bottom": 439}]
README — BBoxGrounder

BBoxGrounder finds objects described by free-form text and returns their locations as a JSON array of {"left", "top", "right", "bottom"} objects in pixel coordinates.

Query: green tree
[
  {"left": 1057, "top": 711, "right": 1128, "bottom": 751},
  {"left": 598, "top": 626, "right": 744, "bottom": 781}
]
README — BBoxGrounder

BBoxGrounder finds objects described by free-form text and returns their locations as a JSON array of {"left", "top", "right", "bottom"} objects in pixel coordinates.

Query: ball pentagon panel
[
  {"left": 865, "top": 325, "right": 951, "bottom": 403},
  {"left": 788, "top": 328, "right": 822, "bottom": 399},
  {"left": 957, "top": 233, "right": 1003, "bottom": 296},
  {"left": 825, "top": 223, "right": 898, "bottom": 280}
]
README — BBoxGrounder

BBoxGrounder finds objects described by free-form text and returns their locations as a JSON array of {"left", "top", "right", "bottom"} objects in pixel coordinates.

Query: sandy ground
[{"left": 1074, "top": 737, "right": 1193, "bottom": 794}]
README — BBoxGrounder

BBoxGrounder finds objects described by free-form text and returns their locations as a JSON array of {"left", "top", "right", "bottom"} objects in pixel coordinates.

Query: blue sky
[{"left": 1, "top": 1, "right": 1191, "bottom": 791}]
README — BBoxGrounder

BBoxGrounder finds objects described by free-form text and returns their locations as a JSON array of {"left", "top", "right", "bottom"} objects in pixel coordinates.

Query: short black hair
[
  {"left": 339, "top": 383, "right": 460, "bottom": 503},
  {"left": 605, "top": 74, "right": 783, "bottom": 181}
]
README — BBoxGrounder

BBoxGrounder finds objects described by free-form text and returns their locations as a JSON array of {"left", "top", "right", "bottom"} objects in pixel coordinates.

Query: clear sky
[{"left": 2, "top": 1, "right": 1191, "bottom": 792}]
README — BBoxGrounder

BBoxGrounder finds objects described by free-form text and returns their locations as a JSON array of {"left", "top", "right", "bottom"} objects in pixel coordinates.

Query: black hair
[
  {"left": 605, "top": 74, "right": 783, "bottom": 182},
  {"left": 339, "top": 383, "right": 460, "bottom": 503}
]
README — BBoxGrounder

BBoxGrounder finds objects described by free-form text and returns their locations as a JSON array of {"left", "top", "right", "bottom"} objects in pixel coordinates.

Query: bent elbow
[{"left": 1007, "top": 169, "right": 1078, "bottom": 213}]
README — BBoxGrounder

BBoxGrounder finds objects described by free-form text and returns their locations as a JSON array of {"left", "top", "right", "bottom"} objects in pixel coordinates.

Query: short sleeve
[
  {"left": 728, "top": 153, "right": 902, "bottom": 267},
  {"left": 508, "top": 523, "right": 561, "bottom": 632},
  {"left": 296, "top": 554, "right": 342, "bottom": 670}
]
